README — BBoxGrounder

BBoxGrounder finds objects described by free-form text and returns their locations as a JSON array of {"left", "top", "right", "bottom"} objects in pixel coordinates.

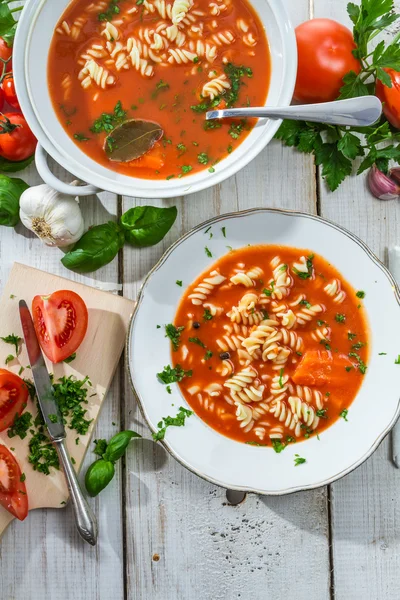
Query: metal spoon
[{"left": 206, "top": 96, "right": 382, "bottom": 127}]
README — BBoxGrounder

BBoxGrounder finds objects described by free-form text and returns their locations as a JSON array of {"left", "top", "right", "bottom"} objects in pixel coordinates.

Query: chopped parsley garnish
[
  {"left": 299, "top": 299, "right": 311, "bottom": 308},
  {"left": 278, "top": 368, "right": 284, "bottom": 389},
  {"left": 294, "top": 454, "right": 306, "bottom": 466},
  {"left": 271, "top": 439, "right": 287, "bottom": 453},
  {"left": 203, "top": 120, "right": 222, "bottom": 130},
  {"left": 317, "top": 320, "right": 326, "bottom": 327},
  {"left": 166, "top": 174, "right": 175, "bottom": 180},
  {"left": 64, "top": 352, "right": 76, "bottom": 363},
  {"left": 345, "top": 366, "right": 352, "bottom": 372},
  {"left": 176, "top": 142, "right": 186, "bottom": 156},
  {"left": 227, "top": 145, "right": 233, "bottom": 154},
  {"left": 204, "top": 350, "right": 213, "bottom": 360},
  {"left": 340, "top": 409, "right": 349, "bottom": 421},
  {"left": 181, "top": 165, "right": 193, "bottom": 174},
  {"left": 90, "top": 101, "right": 126, "bottom": 134},
  {"left": 48, "top": 414, "right": 58, "bottom": 423},
  {"left": 28, "top": 427, "right": 60, "bottom": 475},
  {"left": 7, "top": 412, "right": 33, "bottom": 440},
  {"left": 197, "top": 152, "right": 209, "bottom": 165},
  {"left": 18, "top": 366, "right": 24, "bottom": 376},
  {"left": 335, "top": 313, "right": 346, "bottom": 323},
  {"left": 316, "top": 409, "right": 327, "bottom": 418},
  {"left": 320, "top": 339, "right": 331, "bottom": 351},
  {"left": 208, "top": 167, "right": 215, "bottom": 173},
  {"left": 263, "top": 286, "right": 273, "bottom": 297},
  {"left": 1, "top": 334, "right": 21, "bottom": 355},
  {"left": 245, "top": 441, "right": 267, "bottom": 446},
  {"left": 351, "top": 341, "right": 366, "bottom": 350},
  {"left": 325, "top": 392, "right": 331, "bottom": 397},
  {"left": 356, "top": 290, "right": 366, "bottom": 298},
  {"left": 349, "top": 351, "right": 367, "bottom": 374},
  {"left": 74, "top": 133, "right": 90, "bottom": 142},
  {"left": 165, "top": 324, "right": 184, "bottom": 351},
  {"left": 228, "top": 122, "right": 244, "bottom": 139},
  {"left": 204, "top": 226, "right": 211, "bottom": 234},
  {"left": 203, "top": 308, "right": 213, "bottom": 321},
  {"left": 5, "top": 354, "right": 14, "bottom": 365},
  {"left": 152, "top": 406, "right": 193, "bottom": 441},
  {"left": 52, "top": 375, "right": 93, "bottom": 435},
  {"left": 348, "top": 332, "right": 357, "bottom": 340},
  {"left": 151, "top": 79, "right": 170, "bottom": 99},
  {"left": 296, "top": 351, "right": 303, "bottom": 356},
  {"left": 395, "top": 355, "right": 400, "bottom": 364},
  {"left": 189, "top": 337, "right": 206, "bottom": 348},
  {"left": 20, "top": 473, "right": 26, "bottom": 482},
  {"left": 293, "top": 255, "right": 314, "bottom": 279},
  {"left": 157, "top": 365, "right": 192, "bottom": 384},
  {"left": 378, "top": 352, "right": 387, "bottom": 355},
  {"left": 176, "top": 280, "right": 183, "bottom": 287},
  {"left": 221, "top": 227, "right": 226, "bottom": 238},
  {"left": 205, "top": 246, "right": 212, "bottom": 258},
  {"left": 166, "top": 385, "right": 172, "bottom": 394},
  {"left": 262, "top": 310, "right": 270, "bottom": 320},
  {"left": 98, "top": 0, "right": 120, "bottom": 21}
]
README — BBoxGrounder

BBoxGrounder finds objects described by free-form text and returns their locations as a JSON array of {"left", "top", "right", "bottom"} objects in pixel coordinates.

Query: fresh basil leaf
[
  {"left": 0, "top": 154, "right": 35, "bottom": 173},
  {"left": 105, "top": 119, "right": 163, "bottom": 162},
  {"left": 103, "top": 430, "right": 141, "bottom": 462},
  {"left": 0, "top": 175, "right": 29, "bottom": 227},
  {"left": 0, "top": 2, "right": 16, "bottom": 38},
  {"left": 121, "top": 205, "right": 177, "bottom": 247},
  {"left": 85, "top": 459, "right": 115, "bottom": 497},
  {"left": 61, "top": 221, "right": 125, "bottom": 273}
]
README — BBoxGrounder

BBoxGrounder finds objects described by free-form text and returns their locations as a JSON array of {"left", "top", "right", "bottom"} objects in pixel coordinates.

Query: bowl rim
[
  {"left": 126, "top": 206, "right": 400, "bottom": 495},
  {"left": 14, "top": 0, "right": 297, "bottom": 198}
]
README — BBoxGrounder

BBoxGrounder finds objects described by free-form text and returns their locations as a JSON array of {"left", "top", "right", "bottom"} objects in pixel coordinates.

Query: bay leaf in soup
[{"left": 105, "top": 119, "right": 163, "bottom": 162}]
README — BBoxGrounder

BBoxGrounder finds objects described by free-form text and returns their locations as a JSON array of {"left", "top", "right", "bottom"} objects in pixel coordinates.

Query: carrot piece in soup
[
  {"left": 293, "top": 350, "right": 356, "bottom": 387},
  {"left": 125, "top": 142, "right": 165, "bottom": 170}
]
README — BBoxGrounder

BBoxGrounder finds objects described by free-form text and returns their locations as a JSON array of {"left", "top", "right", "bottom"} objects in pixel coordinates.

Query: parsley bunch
[{"left": 275, "top": 0, "right": 400, "bottom": 191}]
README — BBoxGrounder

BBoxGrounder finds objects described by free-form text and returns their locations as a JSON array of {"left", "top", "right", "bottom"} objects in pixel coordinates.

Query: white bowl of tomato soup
[
  {"left": 14, "top": 0, "right": 296, "bottom": 197},
  {"left": 127, "top": 208, "right": 400, "bottom": 494}
]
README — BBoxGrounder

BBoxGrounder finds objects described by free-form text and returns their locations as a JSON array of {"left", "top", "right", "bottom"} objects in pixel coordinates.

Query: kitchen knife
[
  {"left": 19, "top": 300, "right": 98, "bottom": 545},
  {"left": 389, "top": 247, "right": 400, "bottom": 468}
]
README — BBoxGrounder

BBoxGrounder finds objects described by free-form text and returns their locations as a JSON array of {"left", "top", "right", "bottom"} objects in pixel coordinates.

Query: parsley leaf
[
  {"left": 157, "top": 365, "right": 192, "bottom": 384},
  {"left": 165, "top": 324, "right": 184, "bottom": 351},
  {"left": 294, "top": 454, "right": 306, "bottom": 466},
  {"left": 152, "top": 406, "right": 193, "bottom": 441},
  {"left": 1, "top": 333, "right": 21, "bottom": 355}
]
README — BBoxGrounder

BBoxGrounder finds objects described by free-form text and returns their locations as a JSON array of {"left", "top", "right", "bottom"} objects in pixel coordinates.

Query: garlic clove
[
  {"left": 389, "top": 166, "right": 400, "bottom": 185},
  {"left": 368, "top": 164, "right": 400, "bottom": 200}
]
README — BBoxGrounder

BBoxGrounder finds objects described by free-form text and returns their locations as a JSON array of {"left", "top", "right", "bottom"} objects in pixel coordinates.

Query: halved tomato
[
  {"left": 32, "top": 290, "right": 88, "bottom": 363},
  {"left": 0, "top": 444, "right": 28, "bottom": 520},
  {"left": 0, "top": 369, "right": 29, "bottom": 432}
]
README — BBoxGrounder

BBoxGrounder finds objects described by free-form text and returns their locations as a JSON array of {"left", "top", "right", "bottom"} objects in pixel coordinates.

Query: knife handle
[{"left": 55, "top": 439, "right": 98, "bottom": 545}]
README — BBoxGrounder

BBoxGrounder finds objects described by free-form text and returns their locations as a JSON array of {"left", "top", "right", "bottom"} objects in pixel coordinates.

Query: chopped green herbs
[
  {"left": 340, "top": 409, "right": 349, "bottom": 421},
  {"left": 294, "top": 454, "right": 306, "bottom": 466},
  {"left": 48, "top": 414, "right": 58, "bottom": 424},
  {"left": 1, "top": 334, "right": 21, "bottom": 355},
  {"left": 299, "top": 299, "right": 312, "bottom": 308},
  {"left": 203, "top": 308, "right": 213, "bottom": 321},
  {"left": 271, "top": 439, "right": 286, "bottom": 453},
  {"left": 356, "top": 290, "right": 366, "bottom": 299},
  {"left": 335, "top": 313, "right": 346, "bottom": 323},
  {"left": 278, "top": 368, "right": 284, "bottom": 389},
  {"left": 152, "top": 406, "right": 193, "bottom": 441},
  {"left": 5, "top": 354, "right": 14, "bottom": 365},
  {"left": 7, "top": 412, "right": 33, "bottom": 440},
  {"left": 345, "top": 366, "right": 352, "bottom": 372},
  {"left": 221, "top": 227, "right": 226, "bottom": 238},
  {"left": 204, "top": 350, "right": 213, "bottom": 360},
  {"left": 176, "top": 280, "right": 183, "bottom": 287},
  {"left": 208, "top": 167, "right": 215, "bottom": 173},
  {"left": 20, "top": 473, "right": 26, "bottom": 483},
  {"left": 316, "top": 409, "right": 327, "bottom": 418},
  {"left": 64, "top": 352, "right": 76, "bottom": 364},
  {"left": 165, "top": 324, "right": 184, "bottom": 351},
  {"left": 73, "top": 133, "right": 89, "bottom": 142},
  {"left": 293, "top": 255, "right": 314, "bottom": 279},
  {"left": 188, "top": 337, "right": 206, "bottom": 348},
  {"left": 151, "top": 80, "right": 170, "bottom": 100},
  {"left": 176, "top": 142, "right": 186, "bottom": 156},
  {"left": 98, "top": 0, "right": 120, "bottom": 21},
  {"left": 320, "top": 339, "right": 331, "bottom": 351},
  {"left": 351, "top": 342, "right": 366, "bottom": 350},
  {"left": 90, "top": 101, "right": 126, "bottom": 134},
  {"left": 245, "top": 441, "right": 267, "bottom": 446},
  {"left": 52, "top": 375, "right": 93, "bottom": 435},
  {"left": 166, "top": 385, "right": 172, "bottom": 394},
  {"left": 157, "top": 365, "right": 192, "bottom": 384},
  {"left": 349, "top": 351, "right": 367, "bottom": 374},
  {"left": 28, "top": 427, "right": 60, "bottom": 475},
  {"left": 205, "top": 246, "right": 212, "bottom": 257},
  {"left": 378, "top": 352, "right": 387, "bottom": 355},
  {"left": 197, "top": 152, "right": 209, "bottom": 165},
  {"left": 227, "top": 145, "right": 233, "bottom": 154},
  {"left": 181, "top": 165, "right": 193, "bottom": 174},
  {"left": 228, "top": 122, "right": 244, "bottom": 139},
  {"left": 317, "top": 320, "right": 326, "bottom": 327},
  {"left": 395, "top": 355, "right": 400, "bottom": 364},
  {"left": 348, "top": 332, "right": 357, "bottom": 340},
  {"left": 18, "top": 366, "right": 24, "bottom": 376}
]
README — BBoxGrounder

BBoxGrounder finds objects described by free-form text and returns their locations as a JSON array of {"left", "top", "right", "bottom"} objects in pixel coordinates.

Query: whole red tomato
[
  {"left": 0, "top": 38, "right": 12, "bottom": 73},
  {"left": 376, "top": 69, "right": 400, "bottom": 129},
  {"left": 3, "top": 74, "right": 19, "bottom": 109},
  {"left": 0, "top": 113, "right": 37, "bottom": 161},
  {"left": 294, "top": 18, "right": 361, "bottom": 103}
]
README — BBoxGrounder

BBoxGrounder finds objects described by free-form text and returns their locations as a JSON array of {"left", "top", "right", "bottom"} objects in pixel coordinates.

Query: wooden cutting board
[{"left": 0, "top": 263, "right": 134, "bottom": 538}]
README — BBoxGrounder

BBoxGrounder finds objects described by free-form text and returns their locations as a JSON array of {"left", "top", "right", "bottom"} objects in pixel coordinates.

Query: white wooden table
[{"left": 1, "top": 1, "right": 400, "bottom": 598}]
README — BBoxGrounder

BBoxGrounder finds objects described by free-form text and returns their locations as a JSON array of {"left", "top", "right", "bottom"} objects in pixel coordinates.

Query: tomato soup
[
  {"left": 47, "top": 0, "right": 270, "bottom": 179},
  {"left": 170, "top": 245, "right": 369, "bottom": 447}
]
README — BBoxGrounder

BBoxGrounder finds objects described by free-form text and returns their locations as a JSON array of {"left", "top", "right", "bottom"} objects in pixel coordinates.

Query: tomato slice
[
  {"left": 0, "top": 445, "right": 28, "bottom": 520},
  {"left": 0, "top": 369, "right": 29, "bottom": 432},
  {"left": 125, "top": 142, "right": 165, "bottom": 169},
  {"left": 292, "top": 350, "right": 356, "bottom": 387},
  {"left": 32, "top": 290, "right": 88, "bottom": 363}
]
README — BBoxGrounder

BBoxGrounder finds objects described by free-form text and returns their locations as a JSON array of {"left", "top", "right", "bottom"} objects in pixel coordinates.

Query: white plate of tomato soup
[
  {"left": 128, "top": 209, "right": 400, "bottom": 494},
  {"left": 14, "top": 0, "right": 296, "bottom": 197}
]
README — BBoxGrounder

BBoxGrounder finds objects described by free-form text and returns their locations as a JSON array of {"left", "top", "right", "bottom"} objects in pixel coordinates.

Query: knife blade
[
  {"left": 19, "top": 299, "right": 98, "bottom": 545},
  {"left": 389, "top": 247, "right": 400, "bottom": 468},
  {"left": 19, "top": 300, "right": 65, "bottom": 440}
]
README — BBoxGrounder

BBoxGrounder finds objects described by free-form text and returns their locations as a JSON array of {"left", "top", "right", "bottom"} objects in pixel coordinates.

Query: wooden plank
[
  {"left": 314, "top": 1, "right": 400, "bottom": 597},
  {"left": 0, "top": 162, "right": 125, "bottom": 600},
  {"left": 121, "top": 2, "right": 331, "bottom": 598}
]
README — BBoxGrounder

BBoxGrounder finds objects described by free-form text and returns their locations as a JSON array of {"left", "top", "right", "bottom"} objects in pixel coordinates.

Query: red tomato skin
[
  {"left": 0, "top": 445, "right": 28, "bottom": 521},
  {"left": 294, "top": 19, "right": 361, "bottom": 103},
  {"left": 376, "top": 69, "right": 400, "bottom": 129},
  {"left": 32, "top": 290, "right": 88, "bottom": 363},
  {"left": 0, "top": 38, "right": 12, "bottom": 73},
  {"left": 0, "top": 88, "right": 5, "bottom": 111},
  {"left": 0, "top": 369, "right": 29, "bottom": 432},
  {"left": 3, "top": 74, "right": 20, "bottom": 109},
  {"left": 0, "top": 113, "right": 36, "bottom": 161}
]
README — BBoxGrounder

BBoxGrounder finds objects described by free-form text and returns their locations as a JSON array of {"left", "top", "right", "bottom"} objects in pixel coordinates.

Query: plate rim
[{"left": 126, "top": 206, "right": 400, "bottom": 495}]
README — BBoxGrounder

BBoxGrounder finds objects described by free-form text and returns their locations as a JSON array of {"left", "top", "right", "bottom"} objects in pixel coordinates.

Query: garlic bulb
[{"left": 19, "top": 184, "right": 85, "bottom": 247}]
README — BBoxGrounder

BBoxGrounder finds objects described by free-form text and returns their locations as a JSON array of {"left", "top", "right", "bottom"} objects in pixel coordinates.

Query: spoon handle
[{"left": 206, "top": 96, "right": 382, "bottom": 127}]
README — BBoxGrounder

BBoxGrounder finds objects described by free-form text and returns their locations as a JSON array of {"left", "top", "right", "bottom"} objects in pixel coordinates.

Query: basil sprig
[
  {"left": 85, "top": 430, "right": 141, "bottom": 497},
  {"left": 0, "top": 175, "right": 29, "bottom": 227},
  {"left": 62, "top": 205, "right": 177, "bottom": 273}
]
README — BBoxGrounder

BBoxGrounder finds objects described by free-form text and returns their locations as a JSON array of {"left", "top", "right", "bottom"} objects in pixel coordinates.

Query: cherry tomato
[
  {"left": 376, "top": 69, "right": 400, "bottom": 129},
  {"left": 3, "top": 74, "right": 19, "bottom": 109},
  {"left": 294, "top": 19, "right": 361, "bottom": 103},
  {"left": 0, "top": 113, "right": 37, "bottom": 161},
  {"left": 0, "top": 369, "right": 29, "bottom": 432},
  {"left": 0, "top": 38, "right": 12, "bottom": 74},
  {"left": 0, "top": 445, "right": 28, "bottom": 521},
  {"left": 0, "top": 88, "right": 5, "bottom": 112},
  {"left": 32, "top": 290, "right": 88, "bottom": 363}
]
